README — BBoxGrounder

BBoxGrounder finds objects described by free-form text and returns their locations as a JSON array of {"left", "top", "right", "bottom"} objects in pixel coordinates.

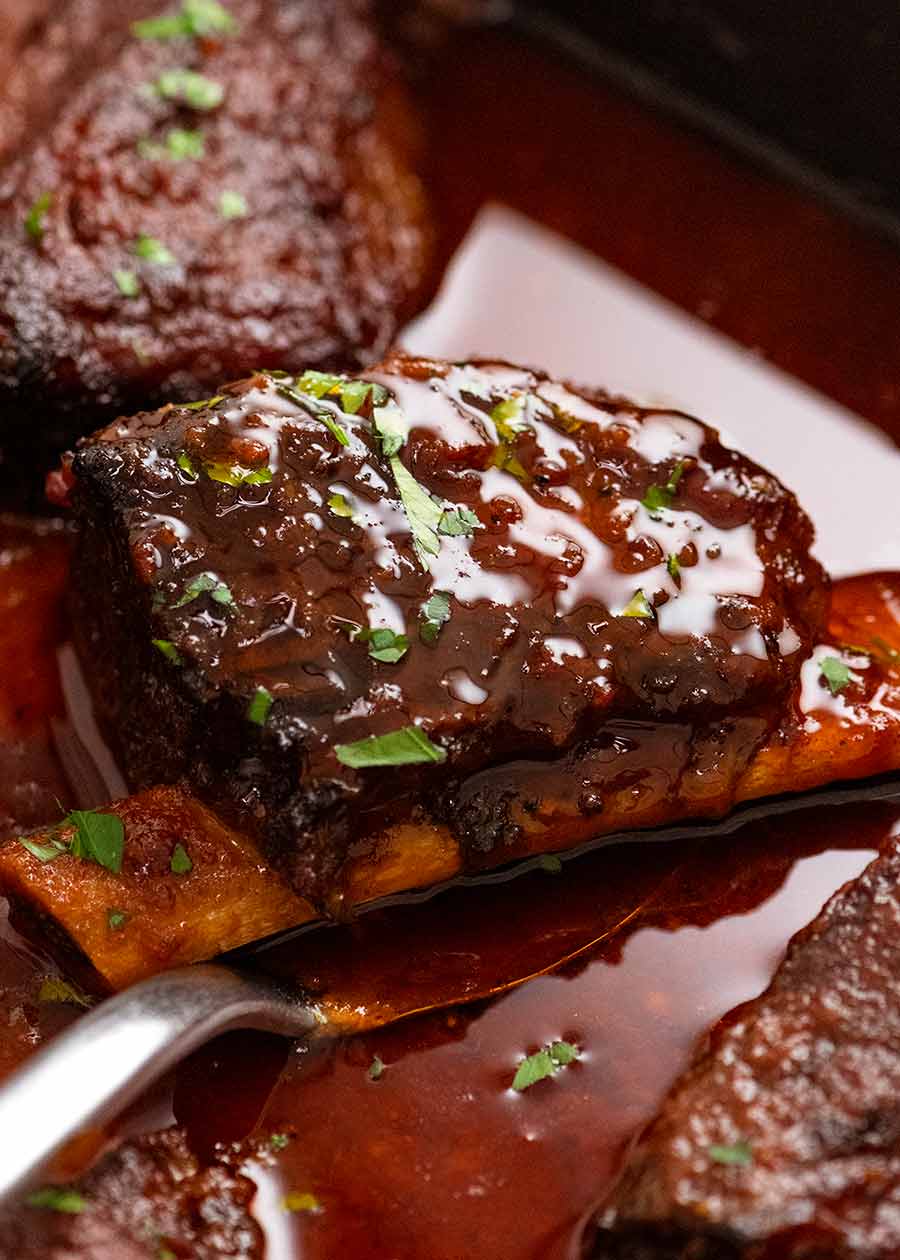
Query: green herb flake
[
  {"left": 204, "top": 460, "right": 273, "bottom": 487},
  {"left": 282, "top": 1191, "right": 321, "bottom": 1214},
  {"left": 340, "top": 379, "right": 374, "bottom": 415},
  {"left": 176, "top": 451, "right": 198, "bottom": 481},
  {"left": 277, "top": 383, "right": 350, "bottom": 447},
  {"left": 372, "top": 404, "right": 409, "bottom": 456},
  {"left": 368, "top": 1055, "right": 385, "bottom": 1081},
  {"left": 114, "top": 268, "right": 141, "bottom": 298},
  {"left": 170, "top": 843, "right": 192, "bottom": 875},
  {"left": 490, "top": 395, "right": 528, "bottom": 442},
  {"left": 132, "top": 12, "right": 188, "bottom": 37},
  {"left": 173, "top": 571, "right": 234, "bottom": 609},
  {"left": 539, "top": 854, "right": 562, "bottom": 874},
  {"left": 25, "top": 192, "right": 52, "bottom": 242},
  {"left": 642, "top": 461, "right": 687, "bottom": 515},
  {"left": 148, "top": 68, "right": 224, "bottom": 110},
  {"left": 666, "top": 554, "right": 681, "bottom": 580},
  {"left": 709, "top": 1141, "right": 753, "bottom": 1167},
  {"left": 159, "top": 1248, "right": 177, "bottom": 1260},
  {"left": 107, "top": 908, "right": 129, "bottom": 931},
  {"left": 328, "top": 492, "right": 353, "bottom": 518},
  {"left": 182, "top": 0, "right": 236, "bottom": 34},
  {"left": 38, "top": 976, "right": 92, "bottom": 1009},
  {"left": 138, "top": 128, "right": 205, "bottom": 161},
  {"left": 182, "top": 395, "right": 224, "bottom": 411},
  {"left": 335, "top": 725, "right": 446, "bottom": 769},
  {"left": 65, "top": 809, "right": 125, "bottom": 874},
  {"left": 218, "top": 189, "right": 248, "bottom": 219},
  {"left": 820, "top": 655, "right": 855, "bottom": 695},
  {"left": 621, "top": 591, "right": 653, "bottom": 619},
  {"left": 247, "top": 685, "right": 273, "bottom": 726},
  {"left": 153, "top": 638, "right": 183, "bottom": 666},
  {"left": 269, "top": 1133, "right": 291, "bottom": 1151},
  {"left": 133, "top": 235, "right": 176, "bottom": 266},
  {"left": 419, "top": 592, "right": 451, "bottom": 644},
  {"left": 17, "top": 834, "right": 68, "bottom": 863},
  {"left": 389, "top": 455, "right": 442, "bottom": 566},
  {"left": 438, "top": 506, "right": 479, "bottom": 537},
  {"left": 295, "top": 370, "right": 343, "bottom": 398},
  {"left": 366, "top": 627, "right": 408, "bottom": 665},
  {"left": 27, "top": 1186, "right": 87, "bottom": 1214},
  {"left": 512, "top": 1041, "right": 581, "bottom": 1092}
]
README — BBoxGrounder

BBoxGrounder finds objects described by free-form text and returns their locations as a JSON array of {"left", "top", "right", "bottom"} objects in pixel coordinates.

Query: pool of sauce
[{"left": 1, "top": 15, "right": 899, "bottom": 1260}]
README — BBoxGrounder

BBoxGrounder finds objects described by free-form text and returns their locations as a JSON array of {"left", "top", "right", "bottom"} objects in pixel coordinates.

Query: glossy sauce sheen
[
  {"left": 0, "top": 511, "right": 897, "bottom": 1260},
  {"left": 0, "top": 15, "right": 899, "bottom": 1259},
  {"left": 70, "top": 353, "right": 825, "bottom": 899}
]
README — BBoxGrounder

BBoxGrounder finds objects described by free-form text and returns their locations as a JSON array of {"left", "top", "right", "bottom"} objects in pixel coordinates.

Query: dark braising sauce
[
  {"left": 1, "top": 513, "right": 897, "bottom": 1258},
  {"left": 0, "top": 18, "right": 899, "bottom": 1260}
]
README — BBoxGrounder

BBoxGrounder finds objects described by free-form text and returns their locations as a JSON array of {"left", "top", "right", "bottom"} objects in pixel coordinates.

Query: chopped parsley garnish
[
  {"left": 218, "top": 189, "right": 248, "bottom": 219},
  {"left": 65, "top": 809, "right": 125, "bottom": 874},
  {"left": 666, "top": 554, "right": 681, "bottom": 580},
  {"left": 138, "top": 128, "right": 205, "bottom": 160},
  {"left": 173, "top": 571, "right": 234, "bottom": 609},
  {"left": 282, "top": 1191, "right": 321, "bottom": 1214},
  {"left": 539, "top": 854, "right": 562, "bottom": 874},
  {"left": 182, "top": 395, "right": 224, "bottom": 411},
  {"left": 419, "top": 591, "right": 451, "bottom": 644},
  {"left": 328, "top": 492, "right": 353, "bottom": 518},
  {"left": 19, "top": 810, "right": 124, "bottom": 873},
  {"left": 490, "top": 395, "right": 528, "bottom": 441},
  {"left": 438, "top": 506, "right": 479, "bottom": 537},
  {"left": 339, "top": 379, "right": 376, "bottom": 414},
  {"left": 621, "top": 591, "right": 653, "bottom": 619},
  {"left": 363, "top": 628, "right": 409, "bottom": 664},
  {"left": 153, "top": 638, "right": 183, "bottom": 665},
  {"left": 333, "top": 619, "right": 408, "bottom": 662},
  {"left": 176, "top": 450, "right": 198, "bottom": 479},
  {"left": 17, "top": 834, "right": 68, "bottom": 863},
  {"left": 277, "top": 383, "right": 350, "bottom": 447},
  {"left": 389, "top": 455, "right": 442, "bottom": 566},
  {"left": 368, "top": 1055, "right": 385, "bottom": 1081},
  {"left": 133, "top": 235, "right": 176, "bottom": 266},
  {"left": 820, "top": 656, "right": 855, "bottom": 695},
  {"left": 641, "top": 460, "right": 686, "bottom": 515},
  {"left": 147, "top": 68, "right": 224, "bottom": 110},
  {"left": 107, "top": 908, "right": 129, "bottom": 931},
  {"left": 114, "top": 268, "right": 141, "bottom": 298},
  {"left": 25, "top": 192, "right": 52, "bottom": 241},
  {"left": 133, "top": 0, "right": 236, "bottom": 37},
  {"left": 512, "top": 1041, "right": 580, "bottom": 1092},
  {"left": 38, "top": 976, "right": 92, "bottom": 1008},
  {"left": 269, "top": 1133, "right": 290, "bottom": 1151},
  {"left": 335, "top": 726, "right": 446, "bottom": 769},
  {"left": 204, "top": 460, "right": 272, "bottom": 487},
  {"left": 295, "top": 370, "right": 344, "bottom": 398},
  {"left": 708, "top": 1141, "right": 753, "bottom": 1167},
  {"left": 170, "top": 843, "right": 192, "bottom": 875},
  {"left": 247, "top": 685, "right": 273, "bottom": 726},
  {"left": 27, "top": 1187, "right": 87, "bottom": 1214},
  {"left": 372, "top": 404, "right": 408, "bottom": 455}
]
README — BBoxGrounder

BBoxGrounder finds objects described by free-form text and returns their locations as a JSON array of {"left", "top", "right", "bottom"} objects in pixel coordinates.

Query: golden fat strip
[
  {"left": 0, "top": 787, "right": 311, "bottom": 990},
  {"left": 2, "top": 574, "right": 900, "bottom": 992}
]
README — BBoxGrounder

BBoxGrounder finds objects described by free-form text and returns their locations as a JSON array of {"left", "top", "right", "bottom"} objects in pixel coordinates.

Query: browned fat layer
[
  {"left": 69, "top": 353, "right": 827, "bottom": 900},
  {"left": 0, "top": 0, "right": 432, "bottom": 496}
]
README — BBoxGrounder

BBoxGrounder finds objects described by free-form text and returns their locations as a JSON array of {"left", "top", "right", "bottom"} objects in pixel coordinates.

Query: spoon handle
[{"left": 0, "top": 963, "right": 320, "bottom": 1206}]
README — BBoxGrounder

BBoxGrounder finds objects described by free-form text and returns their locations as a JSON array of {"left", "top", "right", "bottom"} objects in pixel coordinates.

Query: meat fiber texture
[
  {"left": 0, "top": 0, "right": 432, "bottom": 496},
  {"left": 589, "top": 835, "right": 900, "bottom": 1260},
  {"left": 67, "top": 352, "right": 828, "bottom": 906}
]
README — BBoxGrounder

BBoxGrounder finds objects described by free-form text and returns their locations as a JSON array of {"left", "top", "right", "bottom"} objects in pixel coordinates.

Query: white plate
[{"left": 403, "top": 204, "right": 900, "bottom": 578}]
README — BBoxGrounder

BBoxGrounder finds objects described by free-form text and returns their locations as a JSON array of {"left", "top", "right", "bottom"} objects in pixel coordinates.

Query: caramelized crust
[
  {"left": 67, "top": 355, "right": 836, "bottom": 902},
  {"left": 0, "top": 0, "right": 431, "bottom": 494},
  {"left": 589, "top": 833, "right": 900, "bottom": 1259}
]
